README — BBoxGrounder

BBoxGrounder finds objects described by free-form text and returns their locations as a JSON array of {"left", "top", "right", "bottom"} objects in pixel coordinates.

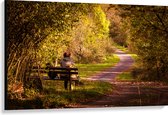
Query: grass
[
  {"left": 76, "top": 54, "right": 120, "bottom": 78},
  {"left": 113, "top": 44, "right": 138, "bottom": 81},
  {"left": 7, "top": 80, "right": 114, "bottom": 109},
  {"left": 113, "top": 43, "right": 129, "bottom": 53},
  {"left": 7, "top": 54, "right": 119, "bottom": 109},
  {"left": 40, "top": 54, "right": 119, "bottom": 108},
  {"left": 115, "top": 72, "right": 135, "bottom": 81},
  {"left": 41, "top": 80, "right": 114, "bottom": 108}
]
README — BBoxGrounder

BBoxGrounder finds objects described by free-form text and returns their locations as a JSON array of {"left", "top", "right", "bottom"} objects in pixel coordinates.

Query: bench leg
[
  {"left": 69, "top": 80, "right": 72, "bottom": 91},
  {"left": 64, "top": 80, "right": 68, "bottom": 90}
]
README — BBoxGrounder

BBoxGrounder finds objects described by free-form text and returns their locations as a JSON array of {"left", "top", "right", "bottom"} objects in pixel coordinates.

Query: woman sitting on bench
[{"left": 60, "top": 52, "right": 79, "bottom": 89}]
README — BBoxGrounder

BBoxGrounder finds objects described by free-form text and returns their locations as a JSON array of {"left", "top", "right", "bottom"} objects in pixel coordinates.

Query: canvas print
[{"left": 5, "top": 0, "right": 168, "bottom": 110}]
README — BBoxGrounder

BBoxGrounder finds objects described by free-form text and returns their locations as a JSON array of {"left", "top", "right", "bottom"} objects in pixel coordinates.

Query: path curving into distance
[
  {"left": 85, "top": 49, "right": 134, "bottom": 82},
  {"left": 70, "top": 49, "right": 168, "bottom": 108}
]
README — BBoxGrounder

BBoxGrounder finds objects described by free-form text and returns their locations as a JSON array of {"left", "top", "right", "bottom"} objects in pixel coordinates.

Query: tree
[
  {"left": 7, "top": 1, "right": 115, "bottom": 97},
  {"left": 116, "top": 5, "right": 168, "bottom": 80},
  {"left": 68, "top": 5, "right": 113, "bottom": 63},
  {"left": 6, "top": 1, "right": 92, "bottom": 94},
  {"left": 38, "top": 4, "right": 113, "bottom": 64},
  {"left": 103, "top": 4, "right": 128, "bottom": 47}
]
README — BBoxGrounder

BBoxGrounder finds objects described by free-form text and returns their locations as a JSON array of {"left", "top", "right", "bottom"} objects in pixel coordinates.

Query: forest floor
[{"left": 68, "top": 49, "right": 168, "bottom": 108}]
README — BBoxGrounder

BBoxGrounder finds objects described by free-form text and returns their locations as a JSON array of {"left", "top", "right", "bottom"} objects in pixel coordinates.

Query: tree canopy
[
  {"left": 7, "top": 1, "right": 113, "bottom": 91},
  {"left": 111, "top": 5, "right": 168, "bottom": 80}
]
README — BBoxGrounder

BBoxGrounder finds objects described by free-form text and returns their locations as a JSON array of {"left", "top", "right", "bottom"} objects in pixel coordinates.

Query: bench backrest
[{"left": 32, "top": 66, "right": 78, "bottom": 75}]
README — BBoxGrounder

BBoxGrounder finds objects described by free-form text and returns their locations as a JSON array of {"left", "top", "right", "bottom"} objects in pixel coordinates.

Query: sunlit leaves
[{"left": 7, "top": 1, "right": 91, "bottom": 86}]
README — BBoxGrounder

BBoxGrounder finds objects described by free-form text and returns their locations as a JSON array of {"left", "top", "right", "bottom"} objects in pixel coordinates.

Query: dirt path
[
  {"left": 73, "top": 49, "right": 168, "bottom": 108},
  {"left": 85, "top": 49, "right": 134, "bottom": 82},
  {"left": 76, "top": 82, "right": 168, "bottom": 108}
]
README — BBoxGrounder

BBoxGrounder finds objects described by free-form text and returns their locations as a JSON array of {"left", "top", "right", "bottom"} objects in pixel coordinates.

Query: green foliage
[
  {"left": 6, "top": 1, "right": 113, "bottom": 103},
  {"left": 37, "top": 4, "right": 114, "bottom": 65},
  {"left": 117, "top": 5, "right": 168, "bottom": 80},
  {"left": 7, "top": 1, "right": 95, "bottom": 88},
  {"left": 105, "top": 5, "right": 128, "bottom": 46},
  {"left": 93, "top": 5, "right": 110, "bottom": 38},
  {"left": 68, "top": 5, "right": 113, "bottom": 63},
  {"left": 76, "top": 54, "right": 120, "bottom": 78}
]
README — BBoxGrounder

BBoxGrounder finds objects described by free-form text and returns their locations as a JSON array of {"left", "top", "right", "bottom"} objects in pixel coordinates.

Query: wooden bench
[{"left": 32, "top": 66, "right": 79, "bottom": 90}]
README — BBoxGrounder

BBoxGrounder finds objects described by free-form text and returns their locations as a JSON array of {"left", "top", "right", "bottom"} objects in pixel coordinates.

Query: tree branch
[
  {"left": 142, "top": 15, "right": 168, "bottom": 33},
  {"left": 155, "top": 12, "right": 168, "bottom": 33}
]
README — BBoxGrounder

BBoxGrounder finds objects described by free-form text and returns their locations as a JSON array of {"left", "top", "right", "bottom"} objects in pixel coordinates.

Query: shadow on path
[
  {"left": 76, "top": 82, "right": 168, "bottom": 108},
  {"left": 72, "top": 49, "right": 168, "bottom": 108}
]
